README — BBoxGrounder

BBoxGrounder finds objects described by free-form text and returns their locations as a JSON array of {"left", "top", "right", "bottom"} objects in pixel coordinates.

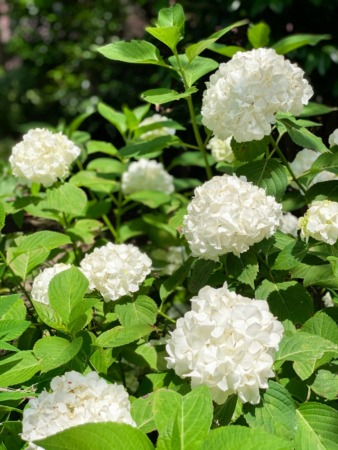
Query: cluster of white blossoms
[
  {"left": 80, "top": 242, "right": 152, "bottom": 301},
  {"left": 329, "top": 128, "right": 338, "bottom": 147},
  {"left": 21, "top": 371, "right": 135, "bottom": 450},
  {"left": 298, "top": 200, "right": 338, "bottom": 245},
  {"left": 121, "top": 159, "right": 175, "bottom": 195},
  {"left": 289, "top": 148, "right": 337, "bottom": 189},
  {"left": 9, "top": 128, "right": 81, "bottom": 187},
  {"left": 322, "top": 292, "right": 335, "bottom": 308},
  {"left": 201, "top": 48, "right": 313, "bottom": 142},
  {"left": 207, "top": 136, "right": 234, "bottom": 163},
  {"left": 278, "top": 212, "right": 299, "bottom": 237},
  {"left": 31, "top": 263, "right": 72, "bottom": 305},
  {"left": 138, "top": 114, "right": 176, "bottom": 140},
  {"left": 166, "top": 283, "right": 284, "bottom": 405},
  {"left": 183, "top": 174, "right": 282, "bottom": 260}
]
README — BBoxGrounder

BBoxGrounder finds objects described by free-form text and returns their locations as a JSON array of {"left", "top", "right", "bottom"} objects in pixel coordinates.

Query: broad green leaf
[
  {"left": 97, "top": 40, "right": 168, "bottom": 67},
  {"left": 160, "top": 257, "right": 193, "bottom": 300},
  {"left": 86, "top": 140, "right": 118, "bottom": 156},
  {"left": 310, "top": 151, "right": 338, "bottom": 175},
  {"left": 0, "top": 351, "right": 40, "bottom": 387},
  {"left": 146, "top": 26, "right": 183, "bottom": 52},
  {"left": 131, "top": 394, "right": 157, "bottom": 433},
  {"left": 272, "top": 241, "right": 308, "bottom": 271},
  {"left": 43, "top": 183, "right": 87, "bottom": 215},
  {"left": 244, "top": 381, "right": 297, "bottom": 441},
  {"left": 302, "top": 312, "right": 338, "bottom": 345},
  {"left": 295, "top": 403, "right": 338, "bottom": 450},
  {"left": 10, "top": 231, "right": 71, "bottom": 255},
  {"left": 0, "top": 390, "right": 36, "bottom": 402},
  {"left": 33, "top": 336, "right": 83, "bottom": 372},
  {"left": 7, "top": 247, "right": 49, "bottom": 280},
  {"left": 301, "top": 264, "right": 338, "bottom": 289},
  {"left": 226, "top": 249, "right": 259, "bottom": 289},
  {"left": 247, "top": 22, "right": 270, "bottom": 48},
  {"left": 202, "top": 425, "right": 293, "bottom": 450},
  {"left": 272, "top": 33, "right": 331, "bottom": 55},
  {"left": 127, "top": 190, "right": 172, "bottom": 208},
  {"left": 87, "top": 158, "right": 124, "bottom": 175},
  {"left": 70, "top": 170, "right": 118, "bottom": 194},
  {"left": 48, "top": 267, "right": 89, "bottom": 325},
  {"left": 188, "top": 259, "right": 218, "bottom": 294},
  {"left": 231, "top": 136, "right": 269, "bottom": 162},
  {"left": 235, "top": 159, "right": 288, "bottom": 202},
  {"left": 255, "top": 280, "right": 313, "bottom": 324},
  {"left": 0, "top": 201, "right": 5, "bottom": 231},
  {"left": 89, "top": 347, "right": 115, "bottom": 374},
  {"left": 0, "top": 320, "right": 30, "bottom": 342},
  {"left": 207, "top": 43, "right": 245, "bottom": 57},
  {"left": 135, "top": 119, "right": 184, "bottom": 138},
  {"left": 153, "top": 386, "right": 213, "bottom": 450},
  {"left": 299, "top": 102, "right": 337, "bottom": 117},
  {"left": 119, "top": 218, "right": 146, "bottom": 241},
  {"left": 67, "top": 219, "right": 103, "bottom": 244},
  {"left": 157, "top": 3, "right": 185, "bottom": 30},
  {"left": 309, "top": 363, "right": 338, "bottom": 400},
  {"left": 213, "top": 395, "right": 238, "bottom": 427},
  {"left": 119, "top": 135, "right": 180, "bottom": 158},
  {"left": 170, "top": 151, "right": 213, "bottom": 168},
  {"left": 284, "top": 122, "right": 329, "bottom": 153},
  {"left": 306, "top": 181, "right": 338, "bottom": 203},
  {"left": 97, "top": 103, "right": 127, "bottom": 135},
  {"left": 168, "top": 55, "right": 219, "bottom": 87},
  {"left": 141, "top": 87, "right": 197, "bottom": 105},
  {"left": 0, "top": 340, "right": 20, "bottom": 352},
  {"left": 36, "top": 422, "right": 155, "bottom": 450},
  {"left": 32, "top": 300, "right": 66, "bottom": 332},
  {"left": 185, "top": 20, "right": 248, "bottom": 61},
  {"left": 123, "top": 341, "right": 158, "bottom": 370},
  {"left": 0, "top": 294, "right": 26, "bottom": 320},
  {"left": 0, "top": 421, "right": 24, "bottom": 450}
]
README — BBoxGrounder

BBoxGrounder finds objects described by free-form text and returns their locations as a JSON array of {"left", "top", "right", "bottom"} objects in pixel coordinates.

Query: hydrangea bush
[{"left": 0, "top": 4, "right": 337, "bottom": 450}]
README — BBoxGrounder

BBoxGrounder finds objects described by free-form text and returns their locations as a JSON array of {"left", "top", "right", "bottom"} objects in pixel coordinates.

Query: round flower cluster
[
  {"left": 201, "top": 48, "right": 313, "bottom": 142},
  {"left": 207, "top": 136, "right": 234, "bottom": 163},
  {"left": 166, "top": 283, "right": 284, "bottom": 405},
  {"left": 289, "top": 148, "right": 337, "bottom": 189},
  {"left": 329, "top": 129, "right": 338, "bottom": 147},
  {"left": 31, "top": 263, "right": 72, "bottom": 305},
  {"left": 121, "top": 159, "right": 175, "bottom": 195},
  {"left": 80, "top": 242, "right": 152, "bottom": 301},
  {"left": 298, "top": 200, "right": 338, "bottom": 245},
  {"left": 322, "top": 292, "right": 334, "bottom": 308},
  {"left": 138, "top": 114, "right": 176, "bottom": 140},
  {"left": 9, "top": 128, "right": 81, "bottom": 187},
  {"left": 278, "top": 212, "right": 299, "bottom": 237},
  {"left": 21, "top": 371, "right": 135, "bottom": 450},
  {"left": 183, "top": 174, "right": 282, "bottom": 260}
]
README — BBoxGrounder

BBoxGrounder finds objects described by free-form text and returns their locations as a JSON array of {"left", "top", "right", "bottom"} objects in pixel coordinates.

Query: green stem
[
  {"left": 102, "top": 214, "right": 118, "bottom": 241},
  {"left": 158, "top": 309, "right": 176, "bottom": 324}
]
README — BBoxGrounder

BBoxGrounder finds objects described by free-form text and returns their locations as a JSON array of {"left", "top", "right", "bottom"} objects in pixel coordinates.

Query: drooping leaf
[
  {"left": 299, "top": 102, "right": 337, "bottom": 117},
  {"left": 141, "top": 87, "right": 198, "bottom": 105},
  {"left": 97, "top": 103, "right": 127, "bottom": 135},
  {"left": 119, "top": 135, "right": 180, "bottom": 158},
  {"left": 272, "top": 33, "right": 331, "bottom": 55}
]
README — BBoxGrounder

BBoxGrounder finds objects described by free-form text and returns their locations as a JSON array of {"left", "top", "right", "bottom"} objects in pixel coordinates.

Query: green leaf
[
  {"left": 146, "top": 26, "right": 183, "bottom": 52},
  {"left": 247, "top": 22, "right": 270, "bottom": 48},
  {"left": 141, "top": 87, "right": 197, "bottom": 105},
  {"left": 86, "top": 140, "right": 118, "bottom": 156},
  {"left": 10, "top": 230, "right": 71, "bottom": 255},
  {"left": 300, "top": 264, "right": 338, "bottom": 289},
  {"left": 188, "top": 259, "right": 218, "bottom": 294},
  {"left": 32, "top": 300, "right": 66, "bottom": 332},
  {"left": 207, "top": 43, "right": 245, "bottom": 57},
  {"left": 227, "top": 249, "right": 259, "bottom": 289},
  {"left": 157, "top": 3, "right": 185, "bottom": 30},
  {"left": 255, "top": 280, "right": 313, "bottom": 324},
  {"left": 272, "top": 241, "right": 308, "bottom": 271},
  {"left": 272, "top": 33, "right": 331, "bottom": 55},
  {"left": 87, "top": 158, "right": 124, "bottom": 175},
  {"left": 0, "top": 351, "right": 40, "bottom": 387},
  {"left": 33, "top": 336, "right": 83, "bottom": 372},
  {"left": 160, "top": 257, "right": 193, "bottom": 300},
  {"left": 70, "top": 170, "right": 118, "bottom": 194},
  {"left": 127, "top": 190, "right": 172, "bottom": 209},
  {"left": 309, "top": 363, "right": 338, "bottom": 400},
  {"left": 170, "top": 151, "right": 213, "bottom": 168},
  {"left": 48, "top": 267, "right": 89, "bottom": 325},
  {"left": 302, "top": 312, "right": 338, "bottom": 345},
  {"left": 153, "top": 386, "right": 213, "bottom": 450},
  {"left": 295, "top": 403, "right": 338, "bottom": 450},
  {"left": 306, "top": 180, "right": 338, "bottom": 203},
  {"left": 244, "top": 381, "right": 296, "bottom": 441},
  {"left": 202, "top": 425, "right": 293, "bottom": 450},
  {"left": 231, "top": 136, "right": 269, "bottom": 162},
  {"left": 43, "top": 183, "right": 87, "bottom": 215},
  {"left": 119, "top": 135, "right": 180, "bottom": 158},
  {"left": 35, "top": 422, "right": 155, "bottom": 450},
  {"left": 97, "top": 40, "right": 168, "bottom": 67},
  {"left": 131, "top": 394, "right": 157, "bottom": 433},
  {"left": 299, "top": 102, "right": 338, "bottom": 117},
  {"left": 0, "top": 320, "right": 30, "bottom": 342},
  {"left": 282, "top": 120, "right": 329, "bottom": 153},
  {"left": 235, "top": 159, "right": 288, "bottom": 202},
  {"left": 0, "top": 201, "right": 5, "bottom": 232},
  {"left": 168, "top": 54, "right": 219, "bottom": 88},
  {"left": 67, "top": 219, "right": 103, "bottom": 245},
  {"left": 185, "top": 20, "right": 248, "bottom": 61},
  {"left": 0, "top": 294, "right": 26, "bottom": 320},
  {"left": 97, "top": 103, "right": 127, "bottom": 135}
]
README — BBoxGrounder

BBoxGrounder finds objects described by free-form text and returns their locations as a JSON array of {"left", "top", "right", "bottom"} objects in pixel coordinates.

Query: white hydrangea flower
[
  {"left": 121, "top": 158, "right": 175, "bottom": 195},
  {"left": 278, "top": 212, "right": 299, "bottom": 237},
  {"left": 289, "top": 148, "right": 337, "bottom": 189},
  {"left": 31, "top": 263, "right": 72, "bottom": 305},
  {"left": 207, "top": 136, "right": 234, "bottom": 163},
  {"left": 138, "top": 114, "right": 176, "bottom": 140},
  {"left": 166, "top": 283, "right": 284, "bottom": 405},
  {"left": 152, "top": 246, "right": 187, "bottom": 275},
  {"left": 9, "top": 128, "right": 81, "bottom": 187},
  {"left": 183, "top": 174, "right": 282, "bottom": 260},
  {"left": 80, "top": 242, "right": 152, "bottom": 301},
  {"left": 201, "top": 48, "right": 313, "bottom": 142},
  {"left": 329, "top": 129, "right": 338, "bottom": 147},
  {"left": 299, "top": 200, "right": 338, "bottom": 244},
  {"left": 21, "top": 371, "right": 135, "bottom": 450},
  {"left": 322, "top": 292, "right": 334, "bottom": 308}
]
